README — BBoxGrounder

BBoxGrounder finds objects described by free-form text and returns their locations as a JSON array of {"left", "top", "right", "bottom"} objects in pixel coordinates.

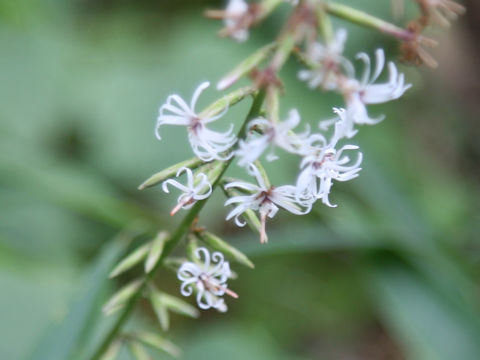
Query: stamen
[
  {"left": 215, "top": 284, "right": 239, "bottom": 299},
  {"left": 170, "top": 198, "right": 193, "bottom": 216}
]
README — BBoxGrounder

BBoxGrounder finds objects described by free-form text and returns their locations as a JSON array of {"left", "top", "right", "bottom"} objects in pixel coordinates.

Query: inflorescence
[{"left": 97, "top": 1, "right": 464, "bottom": 358}]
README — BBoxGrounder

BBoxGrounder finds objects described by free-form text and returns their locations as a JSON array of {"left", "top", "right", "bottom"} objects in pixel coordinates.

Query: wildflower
[
  {"left": 328, "top": 49, "right": 411, "bottom": 136},
  {"left": 297, "top": 109, "right": 363, "bottom": 207},
  {"left": 298, "top": 29, "right": 354, "bottom": 90},
  {"left": 177, "top": 247, "right": 237, "bottom": 311},
  {"left": 156, "top": 81, "right": 236, "bottom": 161},
  {"left": 225, "top": 164, "right": 311, "bottom": 243},
  {"left": 162, "top": 167, "right": 212, "bottom": 216},
  {"left": 236, "top": 109, "right": 307, "bottom": 167}
]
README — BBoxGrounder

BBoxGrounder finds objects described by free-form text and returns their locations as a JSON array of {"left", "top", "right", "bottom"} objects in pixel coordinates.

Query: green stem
[
  {"left": 316, "top": 5, "right": 334, "bottom": 43},
  {"left": 324, "top": 1, "right": 415, "bottom": 42},
  {"left": 88, "top": 91, "right": 265, "bottom": 360}
]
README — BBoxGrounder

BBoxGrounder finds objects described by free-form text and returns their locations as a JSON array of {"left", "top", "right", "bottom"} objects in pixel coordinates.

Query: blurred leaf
[
  {"left": 0, "top": 138, "right": 157, "bottom": 228},
  {"left": 148, "top": 289, "right": 199, "bottom": 331},
  {"left": 144, "top": 231, "right": 168, "bottom": 274},
  {"left": 109, "top": 243, "right": 150, "bottom": 278},
  {"left": 102, "top": 279, "right": 143, "bottom": 316},
  {"left": 160, "top": 293, "right": 199, "bottom": 319},
  {"left": 149, "top": 291, "right": 170, "bottom": 331},
  {"left": 133, "top": 331, "right": 181, "bottom": 358},
  {"left": 27, "top": 230, "right": 133, "bottom": 360},
  {"left": 179, "top": 325, "right": 298, "bottom": 360},
  {"left": 127, "top": 341, "right": 152, "bottom": 360},
  {"left": 99, "top": 339, "right": 122, "bottom": 360},
  {"left": 368, "top": 263, "right": 480, "bottom": 360},
  {"left": 198, "top": 231, "right": 255, "bottom": 269}
]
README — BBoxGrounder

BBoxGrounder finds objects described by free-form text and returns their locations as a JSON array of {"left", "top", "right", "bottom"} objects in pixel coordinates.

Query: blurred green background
[{"left": 1, "top": 0, "right": 479, "bottom": 359}]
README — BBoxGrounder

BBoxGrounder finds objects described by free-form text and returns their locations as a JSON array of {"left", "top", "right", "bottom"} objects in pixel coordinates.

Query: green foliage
[{"left": 0, "top": 1, "right": 478, "bottom": 360}]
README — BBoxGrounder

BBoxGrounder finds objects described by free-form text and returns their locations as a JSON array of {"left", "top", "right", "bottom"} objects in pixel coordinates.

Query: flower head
[
  {"left": 156, "top": 81, "right": 236, "bottom": 161},
  {"left": 325, "top": 49, "right": 411, "bottom": 137},
  {"left": 177, "top": 247, "right": 237, "bottom": 311},
  {"left": 236, "top": 109, "right": 307, "bottom": 167},
  {"left": 298, "top": 29, "right": 354, "bottom": 90},
  {"left": 225, "top": 164, "right": 311, "bottom": 243},
  {"left": 297, "top": 109, "right": 363, "bottom": 207},
  {"left": 162, "top": 167, "right": 212, "bottom": 216}
]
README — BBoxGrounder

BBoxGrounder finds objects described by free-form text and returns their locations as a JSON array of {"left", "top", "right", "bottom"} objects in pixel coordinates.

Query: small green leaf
[
  {"left": 198, "top": 86, "right": 256, "bottom": 119},
  {"left": 127, "top": 341, "right": 152, "bottom": 360},
  {"left": 99, "top": 339, "right": 122, "bottom": 360},
  {"left": 144, "top": 231, "right": 168, "bottom": 274},
  {"left": 149, "top": 292, "right": 170, "bottom": 331},
  {"left": 134, "top": 331, "right": 181, "bottom": 358},
  {"left": 138, "top": 157, "right": 203, "bottom": 190},
  {"left": 217, "top": 43, "right": 276, "bottom": 90},
  {"left": 160, "top": 293, "right": 199, "bottom": 319},
  {"left": 102, "top": 279, "right": 143, "bottom": 316},
  {"left": 109, "top": 243, "right": 150, "bottom": 278},
  {"left": 198, "top": 231, "right": 254, "bottom": 269},
  {"left": 163, "top": 257, "right": 186, "bottom": 272}
]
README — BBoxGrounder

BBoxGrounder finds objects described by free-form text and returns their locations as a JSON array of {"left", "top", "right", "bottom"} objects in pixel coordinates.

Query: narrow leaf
[
  {"left": 102, "top": 279, "right": 143, "bottom": 316},
  {"left": 109, "top": 243, "right": 150, "bottom": 278},
  {"left": 134, "top": 331, "right": 181, "bottom": 358},
  {"left": 149, "top": 292, "right": 170, "bottom": 331},
  {"left": 198, "top": 86, "right": 256, "bottom": 119},
  {"left": 127, "top": 341, "right": 152, "bottom": 360},
  {"left": 138, "top": 157, "right": 203, "bottom": 190},
  {"left": 160, "top": 293, "right": 199, "bottom": 319},
  {"left": 198, "top": 231, "right": 254, "bottom": 269},
  {"left": 163, "top": 257, "right": 186, "bottom": 272},
  {"left": 26, "top": 227, "right": 141, "bottom": 360},
  {"left": 217, "top": 43, "right": 276, "bottom": 90},
  {"left": 368, "top": 264, "right": 480, "bottom": 360},
  {"left": 99, "top": 339, "right": 122, "bottom": 360},
  {"left": 144, "top": 231, "right": 168, "bottom": 274}
]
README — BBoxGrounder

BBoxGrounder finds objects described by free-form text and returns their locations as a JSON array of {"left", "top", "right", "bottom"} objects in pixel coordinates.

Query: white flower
[
  {"left": 236, "top": 109, "right": 307, "bottom": 167},
  {"left": 319, "top": 105, "right": 359, "bottom": 140},
  {"left": 224, "top": 0, "right": 250, "bottom": 42},
  {"left": 330, "top": 49, "right": 411, "bottom": 136},
  {"left": 162, "top": 167, "right": 212, "bottom": 216},
  {"left": 177, "top": 247, "right": 237, "bottom": 311},
  {"left": 297, "top": 110, "right": 363, "bottom": 207},
  {"left": 225, "top": 164, "right": 311, "bottom": 243},
  {"left": 156, "top": 81, "right": 236, "bottom": 161},
  {"left": 298, "top": 29, "right": 354, "bottom": 90}
]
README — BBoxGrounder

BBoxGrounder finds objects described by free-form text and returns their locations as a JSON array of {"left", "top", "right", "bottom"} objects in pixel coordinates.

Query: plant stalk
[
  {"left": 324, "top": 1, "right": 415, "bottom": 42},
  {"left": 88, "top": 91, "right": 265, "bottom": 360}
]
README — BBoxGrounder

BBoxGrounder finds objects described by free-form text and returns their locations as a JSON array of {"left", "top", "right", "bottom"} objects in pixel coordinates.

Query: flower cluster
[
  {"left": 155, "top": 35, "right": 410, "bottom": 245},
  {"left": 177, "top": 247, "right": 237, "bottom": 312},
  {"left": 96, "top": 3, "right": 464, "bottom": 358},
  {"left": 146, "top": 0, "right": 464, "bottom": 314}
]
